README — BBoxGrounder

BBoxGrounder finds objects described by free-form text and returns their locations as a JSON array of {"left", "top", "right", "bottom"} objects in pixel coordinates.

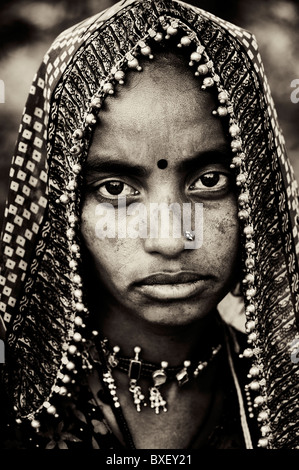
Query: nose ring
[{"left": 184, "top": 231, "right": 195, "bottom": 241}]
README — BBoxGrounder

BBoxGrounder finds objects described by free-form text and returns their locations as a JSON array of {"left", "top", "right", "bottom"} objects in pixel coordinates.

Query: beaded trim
[
  {"left": 103, "top": 340, "right": 222, "bottom": 380},
  {"left": 18, "top": 15, "right": 272, "bottom": 448},
  {"left": 99, "top": 339, "right": 222, "bottom": 414}
]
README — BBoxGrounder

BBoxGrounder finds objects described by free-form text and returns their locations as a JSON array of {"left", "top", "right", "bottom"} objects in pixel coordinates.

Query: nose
[
  {"left": 143, "top": 233, "right": 186, "bottom": 258},
  {"left": 142, "top": 198, "right": 186, "bottom": 258}
]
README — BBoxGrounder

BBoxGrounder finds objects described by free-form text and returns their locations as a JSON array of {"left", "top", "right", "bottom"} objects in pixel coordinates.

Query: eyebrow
[
  {"left": 83, "top": 144, "right": 232, "bottom": 179},
  {"left": 178, "top": 144, "right": 232, "bottom": 173},
  {"left": 83, "top": 159, "right": 150, "bottom": 178}
]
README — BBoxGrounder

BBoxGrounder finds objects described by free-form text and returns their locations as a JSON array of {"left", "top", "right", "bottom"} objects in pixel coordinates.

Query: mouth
[{"left": 134, "top": 272, "right": 212, "bottom": 301}]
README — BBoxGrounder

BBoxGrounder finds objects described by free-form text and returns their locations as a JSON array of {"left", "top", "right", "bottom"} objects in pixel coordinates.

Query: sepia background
[{"left": 0, "top": 0, "right": 299, "bottom": 228}]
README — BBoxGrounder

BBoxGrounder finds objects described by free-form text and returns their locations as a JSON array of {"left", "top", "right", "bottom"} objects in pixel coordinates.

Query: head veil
[{"left": 0, "top": 0, "right": 298, "bottom": 449}]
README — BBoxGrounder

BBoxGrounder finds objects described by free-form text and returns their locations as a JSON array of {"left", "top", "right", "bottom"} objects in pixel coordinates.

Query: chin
[{"left": 137, "top": 302, "right": 214, "bottom": 328}]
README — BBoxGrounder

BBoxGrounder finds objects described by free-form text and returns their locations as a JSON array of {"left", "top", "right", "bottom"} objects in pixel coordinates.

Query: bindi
[{"left": 157, "top": 159, "right": 168, "bottom": 169}]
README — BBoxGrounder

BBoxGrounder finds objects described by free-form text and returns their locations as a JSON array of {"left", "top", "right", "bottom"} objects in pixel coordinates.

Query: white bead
[
  {"left": 236, "top": 173, "right": 247, "bottom": 185},
  {"left": 72, "top": 129, "right": 84, "bottom": 139},
  {"left": 74, "top": 289, "right": 82, "bottom": 299},
  {"left": 70, "top": 145, "right": 81, "bottom": 155},
  {"left": 47, "top": 405, "right": 56, "bottom": 415},
  {"left": 244, "top": 225, "right": 254, "bottom": 236},
  {"left": 67, "top": 180, "right": 77, "bottom": 191},
  {"left": 248, "top": 332, "right": 257, "bottom": 342},
  {"left": 190, "top": 51, "right": 202, "bottom": 62},
  {"left": 73, "top": 274, "right": 82, "bottom": 284},
  {"left": 180, "top": 36, "right": 191, "bottom": 47},
  {"left": 66, "top": 361, "right": 75, "bottom": 370},
  {"left": 74, "top": 315, "right": 83, "bottom": 326},
  {"left": 238, "top": 209, "right": 250, "bottom": 220},
  {"left": 258, "top": 438, "right": 268, "bottom": 448},
  {"left": 62, "top": 356, "right": 69, "bottom": 364},
  {"left": 238, "top": 193, "right": 249, "bottom": 205},
  {"left": 127, "top": 58, "right": 139, "bottom": 69},
  {"left": 243, "top": 348, "right": 254, "bottom": 358},
  {"left": 245, "top": 273, "right": 255, "bottom": 283},
  {"left": 86, "top": 113, "right": 96, "bottom": 125},
  {"left": 103, "top": 83, "right": 114, "bottom": 94},
  {"left": 67, "top": 228, "right": 75, "bottom": 240},
  {"left": 73, "top": 163, "right": 82, "bottom": 174},
  {"left": 154, "top": 32, "right": 163, "bottom": 42},
  {"left": 246, "top": 320, "right": 256, "bottom": 332},
  {"left": 258, "top": 410, "right": 269, "bottom": 421},
  {"left": 249, "top": 366, "right": 260, "bottom": 377},
  {"left": 261, "top": 425, "right": 271, "bottom": 435},
  {"left": 231, "top": 139, "right": 242, "bottom": 152},
  {"left": 73, "top": 332, "right": 82, "bottom": 342},
  {"left": 114, "top": 70, "right": 125, "bottom": 83},
  {"left": 245, "top": 258, "right": 255, "bottom": 269},
  {"left": 218, "top": 90, "right": 229, "bottom": 103},
  {"left": 68, "top": 345, "right": 77, "bottom": 354},
  {"left": 75, "top": 302, "right": 84, "bottom": 311},
  {"left": 202, "top": 77, "right": 214, "bottom": 89},
  {"left": 31, "top": 419, "right": 40, "bottom": 429},
  {"left": 197, "top": 64, "right": 209, "bottom": 75},
  {"left": 166, "top": 25, "right": 178, "bottom": 36},
  {"left": 62, "top": 374, "right": 71, "bottom": 383},
  {"left": 249, "top": 380, "right": 260, "bottom": 391},
  {"left": 59, "top": 194, "right": 69, "bottom": 204},
  {"left": 69, "top": 215, "right": 78, "bottom": 228},
  {"left": 217, "top": 106, "right": 228, "bottom": 117},
  {"left": 229, "top": 124, "right": 240, "bottom": 136},
  {"left": 148, "top": 28, "right": 157, "bottom": 38},
  {"left": 90, "top": 97, "right": 102, "bottom": 109},
  {"left": 246, "top": 289, "right": 257, "bottom": 300},
  {"left": 141, "top": 46, "right": 152, "bottom": 56},
  {"left": 245, "top": 241, "right": 255, "bottom": 252},
  {"left": 230, "top": 157, "right": 242, "bottom": 168},
  {"left": 254, "top": 396, "right": 265, "bottom": 406}
]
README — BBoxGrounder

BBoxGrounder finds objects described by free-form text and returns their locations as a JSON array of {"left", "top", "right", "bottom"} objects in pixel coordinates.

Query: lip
[{"left": 134, "top": 272, "right": 211, "bottom": 301}]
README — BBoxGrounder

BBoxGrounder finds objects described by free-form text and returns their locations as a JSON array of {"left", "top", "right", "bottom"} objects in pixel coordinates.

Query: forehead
[{"left": 88, "top": 51, "right": 229, "bottom": 167}]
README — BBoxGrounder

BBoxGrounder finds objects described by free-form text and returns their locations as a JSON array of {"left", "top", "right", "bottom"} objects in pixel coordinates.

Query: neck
[{"left": 91, "top": 302, "right": 223, "bottom": 367}]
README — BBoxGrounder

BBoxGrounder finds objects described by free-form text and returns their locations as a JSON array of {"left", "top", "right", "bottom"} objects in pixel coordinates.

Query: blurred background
[{"left": 0, "top": 0, "right": 299, "bottom": 228}]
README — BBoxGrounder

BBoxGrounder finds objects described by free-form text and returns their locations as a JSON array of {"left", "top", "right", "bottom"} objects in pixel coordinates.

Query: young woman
[{"left": 0, "top": 0, "right": 298, "bottom": 449}]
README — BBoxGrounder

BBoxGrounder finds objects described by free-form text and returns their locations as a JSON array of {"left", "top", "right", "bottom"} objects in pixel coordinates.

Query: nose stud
[{"left": 184, "top": 231, "right": 195, "bottom": 241}]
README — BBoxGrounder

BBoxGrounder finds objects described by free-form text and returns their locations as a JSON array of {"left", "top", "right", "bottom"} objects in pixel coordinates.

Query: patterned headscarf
[{"left": 0, "top": 0, "right": 298, "bottom": 449}]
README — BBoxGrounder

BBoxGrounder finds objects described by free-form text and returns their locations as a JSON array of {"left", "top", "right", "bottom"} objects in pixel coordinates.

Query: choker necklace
[{"left": 100, "top": 339, "right": 222, "bottom": 414}]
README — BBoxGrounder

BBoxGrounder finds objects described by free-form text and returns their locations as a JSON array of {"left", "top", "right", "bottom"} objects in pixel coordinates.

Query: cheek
[
  {"left": 202, "top": 201, "right": 240, "bottom": 273},
  {"left": 80, "top": 200, "right": 138, "bottom": 282}
]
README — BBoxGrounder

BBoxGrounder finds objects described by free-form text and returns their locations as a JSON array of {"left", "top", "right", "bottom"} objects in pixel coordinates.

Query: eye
[
  {"left": 189, "top": 171, "right": 231, "bottom": 192},
  {"left": 97, "top": 180, "right": 139, "bottom": 199}
]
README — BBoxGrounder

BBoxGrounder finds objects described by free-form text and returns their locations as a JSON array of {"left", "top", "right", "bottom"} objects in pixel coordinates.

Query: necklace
[{"left": 100, "top": 339, "right": 222, "bottom": 414}]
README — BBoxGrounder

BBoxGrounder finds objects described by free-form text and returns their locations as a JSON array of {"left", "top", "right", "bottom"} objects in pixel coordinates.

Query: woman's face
[{"left": 81, "top": 53, "right": 240, "bottom": 327}]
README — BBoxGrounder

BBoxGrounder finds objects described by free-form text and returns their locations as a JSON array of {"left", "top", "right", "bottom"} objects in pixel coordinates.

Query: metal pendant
[{"left": 149, "top": 361, "right": 168, "bottom": 414}]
